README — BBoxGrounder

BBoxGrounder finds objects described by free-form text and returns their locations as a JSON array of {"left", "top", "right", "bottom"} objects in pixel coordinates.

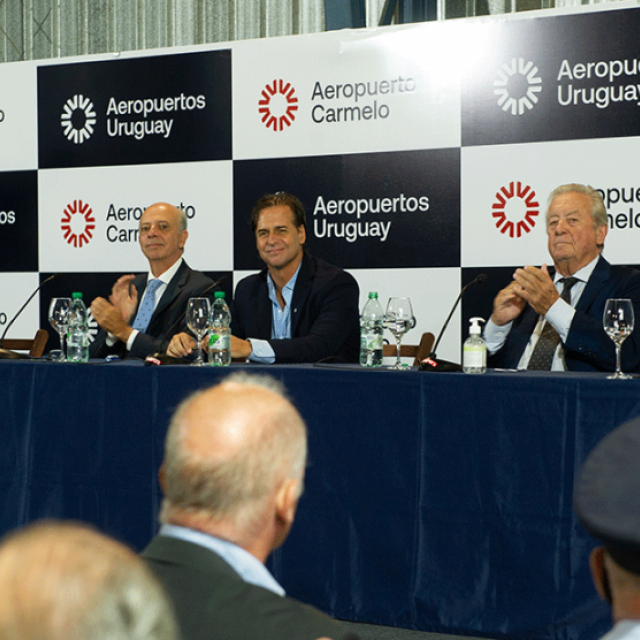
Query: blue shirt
[{"left": 248, "top": 263, "right": 302, "bottom": 363}]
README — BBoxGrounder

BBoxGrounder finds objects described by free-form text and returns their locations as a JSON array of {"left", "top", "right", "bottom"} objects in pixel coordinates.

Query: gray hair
[
  {"left": 546, "top": 183, "right": 608, "bottom": 229},
  {"left": 176, "top": 206, "right": 188, "bottom": 232},
  {"left": 160, "top": 372, "right": 307, "bottom": 531},
  {"left": 0, "top": 521, "right": 179, "bottom": 640}
]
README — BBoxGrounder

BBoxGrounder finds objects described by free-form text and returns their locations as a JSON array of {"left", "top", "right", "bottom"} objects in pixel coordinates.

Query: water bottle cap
[
  {"left": 214, "top": 291, "right": 225, "bottom": 299},
  {"left": 72, "top": 292, "right": 83, "bottom": 299},
  {"left": 368, "top": 292, "right": 378, "bottom": 299}
]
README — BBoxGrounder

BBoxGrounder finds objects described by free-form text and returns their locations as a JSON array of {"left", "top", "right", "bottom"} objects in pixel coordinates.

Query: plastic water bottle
[
  {"left": 463, "top": 317, "right": 487, "bottom": 374},
  {"left": 67, "top": 292, "right": 89, "bottom": 363},
  {"left": 208, "top": 292, "right": 231, "bottom": 366},
  {"left": 359, "top": 291, "right": 384, "bottom": 367}
]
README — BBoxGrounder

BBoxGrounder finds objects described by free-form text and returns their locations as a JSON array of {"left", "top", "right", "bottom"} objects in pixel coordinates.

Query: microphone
[
  {"left": 0, "top": 273, "right": 61, "bottom": 348},
  {"left": 419, "top": 273, "right": 487, "bottom": 372}
]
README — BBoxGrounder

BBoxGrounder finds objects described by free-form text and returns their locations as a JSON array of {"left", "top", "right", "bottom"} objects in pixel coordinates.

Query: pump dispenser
[{"left": 463, "top": 317, "right": 486, "bottom": 374}]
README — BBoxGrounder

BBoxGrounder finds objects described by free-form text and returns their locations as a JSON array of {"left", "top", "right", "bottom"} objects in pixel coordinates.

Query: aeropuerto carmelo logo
[
  {"left": 258, "top": 80, "right": 298, "bottom": 131},
  {"left": 61, "top": 94, "right": 97, "bottom": 144},
  {"left": 61, "top": 200, "right": 96, "bottom": 248},
  {"left": 494, "top": 58, "right": 542, "bottom": 115},
  {"left": 492, "top": 182, "right": 540, "bottom": 238}
]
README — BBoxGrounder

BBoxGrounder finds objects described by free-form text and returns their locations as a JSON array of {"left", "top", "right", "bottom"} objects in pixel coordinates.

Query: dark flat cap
[{"left": 574, "top": 415, "right": 640, "bottom": 574}]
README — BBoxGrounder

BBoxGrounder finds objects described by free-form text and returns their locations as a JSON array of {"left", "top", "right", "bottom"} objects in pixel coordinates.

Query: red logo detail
[
  {"left": 258, "top": 79, "right": 298, "bottom": 132},
  {"left": 491, "top": 182, "right": 540, "bottom": 238},
  {"left": 61, "top": 199, "right": 95, "bottom": 248}
]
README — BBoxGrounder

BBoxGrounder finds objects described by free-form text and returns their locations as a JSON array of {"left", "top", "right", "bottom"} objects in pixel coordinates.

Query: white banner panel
[
  {"left": 0, "top": 63, "right": 38, "bottom": 172},
  {"left": 0, "top": 273, "right": 42, "bottom": 341},
  {"left": 38, "top": 161, "right": 233, "bottom": 273},
  {"left": 462, "top": 137, "right": 640, "bottom": 268},
  {"left": 232, "top": 23, "right": 461, "bottom": 160}
]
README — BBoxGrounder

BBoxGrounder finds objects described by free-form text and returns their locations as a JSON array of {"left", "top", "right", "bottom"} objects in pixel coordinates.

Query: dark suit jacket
[
  {"left": 231, "top": 253, "right": 360, "bottom": 363},
  {"left": 488, "top": 256, "right": 640, "bottom": 372},
  {"left": 141, "top": 535, "right": 360, "bottom": 640},
  {"left": 89, "top": 260, "right": 215, "bottom": 360}
]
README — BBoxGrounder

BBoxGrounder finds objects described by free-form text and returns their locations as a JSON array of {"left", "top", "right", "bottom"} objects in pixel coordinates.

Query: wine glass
[
  {"left": 48, "top": 297, "right": 71, "bottom": 362},
  {"left": 603, "top": 298, "right": 635, "bottom": 379},
  {"left": 186, "top": 297, "right": 211, "bottom": 366},
  {"left": 385, "top": 297, "right": 416, "bottom": 370}
]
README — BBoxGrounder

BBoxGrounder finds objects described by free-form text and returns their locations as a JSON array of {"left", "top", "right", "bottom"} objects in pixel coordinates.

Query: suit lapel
[
  {"left": 150, "top": 260, "right": 189, "bottom": 321},
  {"left": 575, "top": 255, "right": 610, "bottom": 312},
  {"left": 290, "top": 255, "right": 313, "bottom": 336}
]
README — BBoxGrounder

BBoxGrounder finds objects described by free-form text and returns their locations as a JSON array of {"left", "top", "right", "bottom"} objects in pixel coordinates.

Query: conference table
[{"left": 1, "top": 358, "right": 636, "bottom": 640}]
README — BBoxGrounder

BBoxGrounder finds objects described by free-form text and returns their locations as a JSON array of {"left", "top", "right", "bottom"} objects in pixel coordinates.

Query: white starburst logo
[
  {"left": 60, "top": 94, "right": 97, "bottom": 144},
  {"left": 494, "top": 58, "right": 542, "bottom": 116}
]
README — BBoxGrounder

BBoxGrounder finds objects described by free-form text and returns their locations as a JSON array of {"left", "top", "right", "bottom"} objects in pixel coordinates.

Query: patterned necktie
[
  {"left": 526, "top": 276, "right": 579, "bottom": 371},
  {"left": 132, "top": 279, "right": 162, "bottom": 333}
]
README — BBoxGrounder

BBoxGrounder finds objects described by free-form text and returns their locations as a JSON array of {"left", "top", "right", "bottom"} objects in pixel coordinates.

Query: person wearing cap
[
  {"left": 574, "top": 415, "right": 640, "bottom": 640},
  {"left": 167, "top": 192, "right": 360, "bottom": 363},
  {"left": 485, "top": 183, "right": 640, "bottom": 372}
]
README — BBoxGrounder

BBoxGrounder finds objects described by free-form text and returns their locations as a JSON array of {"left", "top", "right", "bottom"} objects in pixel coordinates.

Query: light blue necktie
[{"left": 132, "top": 279, "right": 162, "bottom": 333}]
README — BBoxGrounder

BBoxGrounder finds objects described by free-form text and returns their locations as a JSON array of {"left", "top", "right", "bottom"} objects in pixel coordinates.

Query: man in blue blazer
[
  {"left": 486, "top": 184, "right": 640, "bottom": 372},
  {"left": 90, "top": 202, "right": 215, "bottom": 360},
  {"left": 168, "top": 192, "right": 360, "bottom": 364}
]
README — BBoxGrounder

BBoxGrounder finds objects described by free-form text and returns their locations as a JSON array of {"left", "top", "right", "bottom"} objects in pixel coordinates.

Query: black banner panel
[
  {"left": 37, "top": 51, "right": 232, "bottom": 168},
  {"left": 233, "top": 149, "right": 460, "bottom": 270},
  {"left": 462, "top": 9, "right": 640, "bottom": 145},
  {"left": 0, "top": 171, "right": 38, "bottom": 272}
]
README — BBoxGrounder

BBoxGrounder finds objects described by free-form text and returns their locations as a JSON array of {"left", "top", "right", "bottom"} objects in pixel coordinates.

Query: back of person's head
[
  {"left": 160, "top": 372, "right": 308, "bottom": 537},
  {"left": 0, "top": 520, "right": 179, "bottom": 640},
  {"left": 575, "top": 415, "right": 640, "bottom": 615}
]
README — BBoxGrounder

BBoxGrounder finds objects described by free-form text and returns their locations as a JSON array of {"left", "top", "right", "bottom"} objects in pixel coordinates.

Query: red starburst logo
[
  {"left": 61, "top": 199, "right": 95, "bottom": 248},
  {"left": 491, "top": 182, "right": 539, "bottom": 238},
  {"left": 258, "top": 79, "right": 298, "bottom": 132}
]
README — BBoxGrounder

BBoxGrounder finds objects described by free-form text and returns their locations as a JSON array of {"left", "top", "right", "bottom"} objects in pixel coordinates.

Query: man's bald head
[{"left": 160, "top": 373, "right": 307, "bottom": 540}]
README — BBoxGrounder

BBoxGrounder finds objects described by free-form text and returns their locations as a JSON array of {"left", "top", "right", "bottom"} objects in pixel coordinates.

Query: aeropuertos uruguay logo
[
  {"left": 492, "top": 182, "right": 540, "bottom": 238},
  {"left": 61, "top": 199, "right": 96, "bottom": 248},
  {"left": 494, "top": 58, "right": 542, "bottom": 115},
  {"left": 258, "top": 80, "right": 298, "bottom": 131},
  {"left": 61, "top": 94, "right": 97, "bottom": 144}
]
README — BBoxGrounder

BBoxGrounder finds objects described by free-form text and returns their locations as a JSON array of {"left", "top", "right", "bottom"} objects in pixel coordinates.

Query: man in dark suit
[
  {"left": 486, "top": 183, "right": 640, "bottom": 372},
  {"left": 141, "top": 372, "right": 360, "bottom": 640},
  {"left": 89, "top": 202, "right": 215, "bottom": 359},
  {"left": 168, "top": 192, "right": 359, "bottom": 363}
]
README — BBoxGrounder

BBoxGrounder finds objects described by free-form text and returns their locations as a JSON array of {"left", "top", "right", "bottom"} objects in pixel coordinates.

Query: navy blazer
[
  {"left": 488, "top": 256, "right": 640, "bottom": 372},
  {"left": 142, "top": 535, "right": 361, "bottom": 640},
  {"left": 90, "top": 260, "right": 215, "bottom": 360},
  {"left": 231, "top": 253, "right": 360, "bottom": 363}
]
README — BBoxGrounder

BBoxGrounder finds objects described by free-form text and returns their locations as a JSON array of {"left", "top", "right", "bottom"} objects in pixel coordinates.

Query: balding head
[
  {"left": 160, "top": 373, "right": 307, "bottom": 553},
  {"left": 0, "top": 521, "right": 178, "bottom": 640}
]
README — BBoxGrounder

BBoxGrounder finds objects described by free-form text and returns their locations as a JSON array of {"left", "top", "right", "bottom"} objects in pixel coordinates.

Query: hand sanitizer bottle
[{"left": 463, "top": 317, "right": 486, "bottom": 374}]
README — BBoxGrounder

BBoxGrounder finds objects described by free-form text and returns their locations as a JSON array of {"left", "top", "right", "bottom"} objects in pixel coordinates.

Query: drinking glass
[
  {"left": 603, "top": 298, "right": 635, "bottom": 379},
  {"left": 385, "top": 297, "right": 416, "bottom": 370},
  {"left": 48, "top": 297, "right": 71, "bottom": 362},
  {"left": 186, "top": 297, "right": 211, "bottom": 366}
]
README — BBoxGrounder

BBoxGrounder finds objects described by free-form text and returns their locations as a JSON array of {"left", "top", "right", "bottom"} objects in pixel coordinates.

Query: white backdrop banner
[{"left": 1, "top": 3, "right": 639, "bottom": 361}]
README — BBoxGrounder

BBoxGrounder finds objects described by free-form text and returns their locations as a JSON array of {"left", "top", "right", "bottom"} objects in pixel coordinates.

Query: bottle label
[
  {"left": 463, "top": 347, "right": 486, "bottom": 367},
  {"left": 209, "top": 333, "right": 230, "bottom": 350}
]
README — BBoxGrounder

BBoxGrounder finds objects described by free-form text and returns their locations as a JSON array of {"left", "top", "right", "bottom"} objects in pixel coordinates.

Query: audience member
[
  {"left": 575, "top": 415, "right": 640, "bottom": 639},
  {"left": 142, "top": 372, "right": 360, "bottom": 640},
  {"left": 0, "top": 520, "right": 178, "bottom": 640}
]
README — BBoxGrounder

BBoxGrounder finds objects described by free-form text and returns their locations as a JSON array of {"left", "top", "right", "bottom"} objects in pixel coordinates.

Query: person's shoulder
[{"left": 307, "top": 254, "right": 356, "bottom": 285}]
